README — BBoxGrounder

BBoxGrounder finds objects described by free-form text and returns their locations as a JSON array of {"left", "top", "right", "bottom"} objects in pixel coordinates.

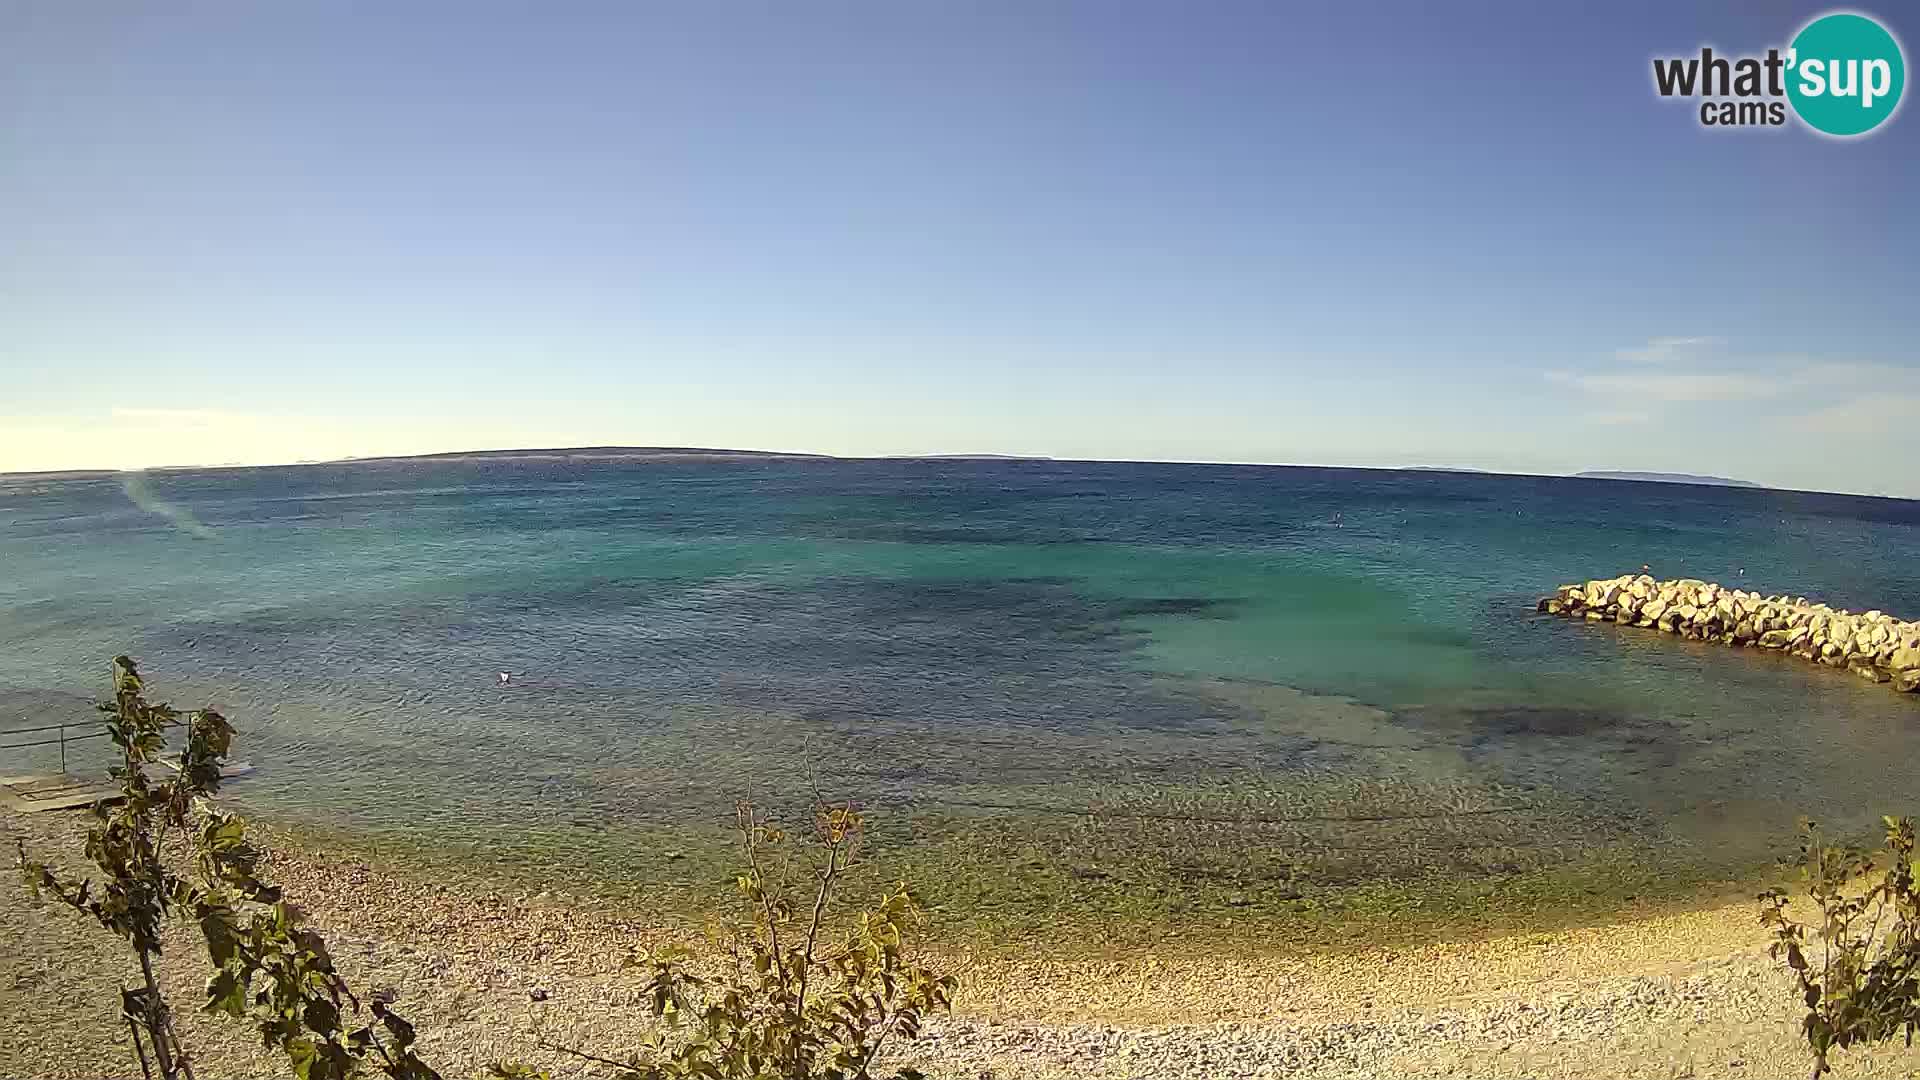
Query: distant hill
[
  {"left": 1575, "top": 470, "right": 1764, "bottom": 489},
  {"left": 917, "top": 453, "right": 1055, "bottom": 461},
  {"left": 339, "top": 446, "right": 833, "bottom": 465},
  {"left": 337, "top": 448, "right": 1060, "bottom": 466}
]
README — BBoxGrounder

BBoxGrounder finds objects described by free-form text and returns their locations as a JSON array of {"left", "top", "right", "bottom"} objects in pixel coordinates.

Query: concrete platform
[
  {"left": 1, "top": 759, "right": 253, "bottom": 813},
  {"left": 0, "top": 773, "right": 120, "bottom": 813},
  {"left": 157, "top": 759, "right": 255, "bottom": 779}
]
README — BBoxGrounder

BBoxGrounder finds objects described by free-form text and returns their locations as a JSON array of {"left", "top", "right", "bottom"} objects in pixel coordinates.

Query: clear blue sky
[{"left": 3, "top": 2, "right": 1916, "bottom": 494}]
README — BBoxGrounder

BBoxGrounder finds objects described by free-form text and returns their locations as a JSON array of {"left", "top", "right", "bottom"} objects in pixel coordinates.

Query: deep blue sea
[{"left": 5, "top": 458, "right": 1920, "bottom": 906}]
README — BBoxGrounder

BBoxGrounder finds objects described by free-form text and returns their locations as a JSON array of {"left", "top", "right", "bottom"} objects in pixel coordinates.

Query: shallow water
[{"left": 4, "top": 459, "right": 1918, "bottom": 907}]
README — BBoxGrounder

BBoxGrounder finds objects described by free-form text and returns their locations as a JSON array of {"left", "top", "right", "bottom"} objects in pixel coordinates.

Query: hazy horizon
[
  {"left": 4, "top": 3, "right": 1915, "bottom": 494},
  {"left": 0, "top": 442, "right": 1838, "bottom": 500}
]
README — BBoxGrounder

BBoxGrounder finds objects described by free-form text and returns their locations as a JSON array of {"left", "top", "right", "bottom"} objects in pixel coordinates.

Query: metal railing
[{"left": 0, "top": 718, "right": 110, "bottom": 773}]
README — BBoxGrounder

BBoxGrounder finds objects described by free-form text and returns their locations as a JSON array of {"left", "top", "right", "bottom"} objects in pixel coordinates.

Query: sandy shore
[{"left": 5, "top": 811, "right": 1918, "bottom": 1080}]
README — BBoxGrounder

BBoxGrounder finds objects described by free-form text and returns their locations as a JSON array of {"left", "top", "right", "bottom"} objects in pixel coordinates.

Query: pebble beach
[{"left": 8, "top": 812, "right": 1920, "bottom": 1080}]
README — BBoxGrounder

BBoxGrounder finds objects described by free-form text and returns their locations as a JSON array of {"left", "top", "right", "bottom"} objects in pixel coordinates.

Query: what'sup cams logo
[{"left": 1652, "top": 10, "right": 1905, "bottom": 136}]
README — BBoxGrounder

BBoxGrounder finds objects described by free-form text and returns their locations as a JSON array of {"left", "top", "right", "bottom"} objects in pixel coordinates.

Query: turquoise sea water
[{"left": 5, "top": 458, "right": 1920, "bottom": 909}]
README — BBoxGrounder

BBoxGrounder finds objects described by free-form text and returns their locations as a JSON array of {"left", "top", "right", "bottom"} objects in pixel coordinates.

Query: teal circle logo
[{"left": 1787, "top": 12, "right": 1906, "bottom": 136}]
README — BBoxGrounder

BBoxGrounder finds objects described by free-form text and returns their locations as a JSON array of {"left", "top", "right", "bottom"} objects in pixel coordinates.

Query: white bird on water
[{"left": 498, "top": 671, "right": 512, "bottom": 686}]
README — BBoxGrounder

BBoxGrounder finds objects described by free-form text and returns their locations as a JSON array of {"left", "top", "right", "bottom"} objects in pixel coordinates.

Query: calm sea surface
[{"left": 5, "top": 459, "right": 1920, "bottom": 911}]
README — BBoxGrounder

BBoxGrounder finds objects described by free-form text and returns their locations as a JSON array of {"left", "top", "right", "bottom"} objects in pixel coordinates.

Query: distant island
[
  {"left": 0, "top": 453, "right": 1775, "bottom": 492},
  {"left": 919, "top": 453, "right": 1055, "bottom": 461},
  {"left": 337, "top": 448, "right": 1059, "bottom": 465},
  {"left": 1575, "top": 470, "right": 1764, "bottom": 489},
  {"left": 339, "top": 446, "right": 834, "bottom": 465}
]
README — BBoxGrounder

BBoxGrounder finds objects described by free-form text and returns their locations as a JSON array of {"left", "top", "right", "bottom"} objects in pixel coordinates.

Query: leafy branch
[
  {"left": 16, "top": 656, "right": 441, "bottom": 1080},
  {"left": 505, "top": 800, "right": 956, "bottom": 1080},
  {"left": 1762, "top": 816, "right": 1920, "bottom": 1077}
]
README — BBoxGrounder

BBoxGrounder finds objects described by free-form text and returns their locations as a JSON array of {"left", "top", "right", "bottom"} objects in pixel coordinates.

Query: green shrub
[
  {"left": 1762, "top": 816, "right": 1920, "bottom": 1077},
  {"left": 16, "top": 656, "right": 440, "bottom": 1080},
  {"left": 500, "top": 801, "right": 955, "bottom": 1080}
]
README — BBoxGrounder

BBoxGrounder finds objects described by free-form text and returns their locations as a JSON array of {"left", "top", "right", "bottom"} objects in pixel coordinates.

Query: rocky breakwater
[{"left": 1538, "top": 574, "right": 1920, "bottom": 694}]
